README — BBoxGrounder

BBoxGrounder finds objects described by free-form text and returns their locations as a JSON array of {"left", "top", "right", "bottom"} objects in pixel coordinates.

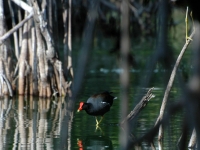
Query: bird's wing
[{"left": 101, "top": 101, "right": 111, "bottom": 106}]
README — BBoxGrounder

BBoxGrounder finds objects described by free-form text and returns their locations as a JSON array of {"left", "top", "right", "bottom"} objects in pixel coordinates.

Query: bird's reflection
[
  {"left": 95, "top": 124, "right": 103, "bottom": 133},
  {"left": 77, "top": 135, "right": 113, "bottom": 150}
]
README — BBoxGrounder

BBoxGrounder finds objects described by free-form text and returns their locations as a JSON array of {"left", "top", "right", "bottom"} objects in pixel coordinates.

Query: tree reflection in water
[{"left": 0, "top": 95, "right": 75, "bottom": 150}]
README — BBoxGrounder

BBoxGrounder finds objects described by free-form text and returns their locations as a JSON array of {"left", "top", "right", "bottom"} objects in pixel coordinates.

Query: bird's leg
[
  {"left": 95, "top": 117, "right": 99, "bottom": 125},
  {"left": 96, "top": 116, "right": 103, "bottom": 126},
  {"left": 98, "top": 116, "right": 103, "bottom": 124}
]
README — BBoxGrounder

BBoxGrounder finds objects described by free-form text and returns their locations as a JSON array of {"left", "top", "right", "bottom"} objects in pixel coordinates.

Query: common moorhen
[{"left": 77, "top": 91, "right": 117, "bottom": 125}]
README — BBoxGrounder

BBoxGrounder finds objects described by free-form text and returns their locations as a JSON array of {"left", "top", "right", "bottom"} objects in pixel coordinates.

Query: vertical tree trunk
[
  {"left": 72, "top": 0, "right": 100, "bottom": 101},
  {"left": 30, "top": 24, "right": 38, "bottom": 95},
  {"left": 8, "top": 0, "right": 19, "bottom": 59},
  {"left": 28, "top": 20, "right": 33, "bottom": 95},
  {"left": 119, "top": 0, "right": 130, "bottom": 149},
  {"left": 48, "top": 0, "right": 52, "bottom": 34},
  {"left": 62, "top": 0, "right": 68, "bottom": 72},
  {"left": 62, "top": 0, "right": 73, "bottom": 88},
  {"left": 0, "top": 0, "right": 13, "bottom": 97},
  {"left": 31, "top": 0, "right": 52, "bottom": 97},
  {"left": 67, "top": 0, "right": 73, "bottom": 79},
  {"left": 18, "top": 18, "right": 28, "bottom": 95},
  {"left": 18, "top": 8, "right": 22, "bottom": 49},
  {"left": 52, "top": 0, "right": 58, "bottom": 54},
  {"left": 35, "top": 22, "right": 51, "bottom": 97},
  {"left": 0, "top": 0, "right": 5, "bottom": 97},
  {"left": 0, "top": 59, "right": 5, "bottom": 97}
]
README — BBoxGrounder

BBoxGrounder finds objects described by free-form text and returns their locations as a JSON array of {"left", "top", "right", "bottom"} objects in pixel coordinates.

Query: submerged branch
[
  {"left": 120, "top": 87, "right": 155, "bottom": 126},
  {"left": 128, "top": 101, "right": 183, "bottom": 149}
]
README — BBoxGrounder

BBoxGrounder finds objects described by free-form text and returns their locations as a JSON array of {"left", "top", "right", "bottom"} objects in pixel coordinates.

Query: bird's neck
[
  {"left": 83, "top": 103, "right": 93, "bottom": 114},
  {"left": 83, "top": 103, "right": 90, "bottom": 110}
]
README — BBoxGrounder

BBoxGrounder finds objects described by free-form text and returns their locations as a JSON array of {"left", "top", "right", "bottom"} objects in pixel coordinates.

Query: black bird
[{"left": 77, "top": 91, "right": 117, "bottom": 125}]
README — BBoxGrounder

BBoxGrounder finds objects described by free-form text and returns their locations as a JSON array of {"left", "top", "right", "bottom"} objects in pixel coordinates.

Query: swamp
[{"left": 0, "top": 0, "right": 200, "bottom": 149}]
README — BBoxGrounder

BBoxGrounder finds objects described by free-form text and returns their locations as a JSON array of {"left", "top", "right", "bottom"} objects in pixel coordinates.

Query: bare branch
[
  {"left": 121, "top": 87, "right": 155, "bottom": 126},
  {"left": 0, "top": 12, "right": 33, "bottom": 44},
  {"left": 11, "top": 0, "right": 33, "bottom": 13},
  {"left": 155, "top": 21, "right": 195, "bottom": 141}
]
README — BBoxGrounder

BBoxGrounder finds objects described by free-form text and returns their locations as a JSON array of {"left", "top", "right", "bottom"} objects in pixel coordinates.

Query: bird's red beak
[{"left": 77, "top": 102, "right": 84, "bottom": 112}]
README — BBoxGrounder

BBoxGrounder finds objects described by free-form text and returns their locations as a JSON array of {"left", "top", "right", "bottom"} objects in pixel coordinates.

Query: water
[{"left": 0, "top": 69, "right": 184, "bottom": 150}]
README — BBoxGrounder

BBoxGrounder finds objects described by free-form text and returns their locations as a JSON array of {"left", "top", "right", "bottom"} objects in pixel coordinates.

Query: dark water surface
[{"left": 0, "top": 69, "right": 184, "bottom": 150}]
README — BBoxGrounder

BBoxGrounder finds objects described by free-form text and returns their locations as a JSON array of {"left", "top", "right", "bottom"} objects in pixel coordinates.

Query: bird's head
[{"left": 77, "top": 102, "right": 84, "bottom": 112}]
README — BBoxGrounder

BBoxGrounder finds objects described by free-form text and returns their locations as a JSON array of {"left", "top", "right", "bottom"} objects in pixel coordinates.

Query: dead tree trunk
[
  {"left": 33, "top": 12, "right": 51, "bottom": 98},
  {"left": 31, "top": 0, "right": 67, "bottom": 97},
  {"left": 67, "top": 0, "right": 73, "bottom": 79},
  {"left": 0, "top": 0, "right": 13, "bottom": 97},
  {"left": 62, "top": 0, "right": 73, "bottom": 83},
  {"left": 8, "top": 0, "right": 19, "bottom": 59},
  {"left": 18, "top": 16, "right": 28, "bottom": 95},
  {"left": 0, "top": 0, "right": 71, "bottom": 97}
]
